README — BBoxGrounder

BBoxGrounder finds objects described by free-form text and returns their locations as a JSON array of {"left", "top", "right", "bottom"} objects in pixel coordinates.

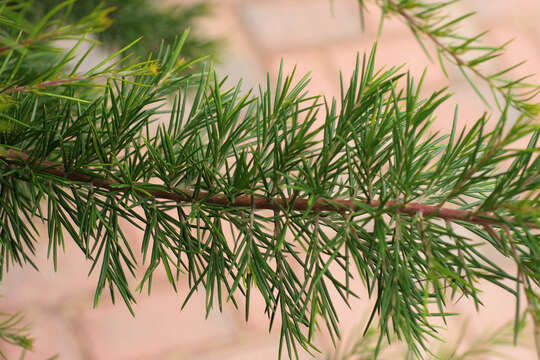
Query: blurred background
[{"left": 1, "top": 0, "right": 539, "bottom": 359}]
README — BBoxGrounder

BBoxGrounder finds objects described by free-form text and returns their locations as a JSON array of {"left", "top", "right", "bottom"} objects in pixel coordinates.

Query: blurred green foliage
[{"left": 34, "top": 0, "right": 219, "bottom": 63}]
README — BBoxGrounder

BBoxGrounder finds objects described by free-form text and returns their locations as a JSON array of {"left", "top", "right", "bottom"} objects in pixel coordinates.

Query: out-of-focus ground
[{"left": 1, "top": 0, "right": 539, "bottom": 359}]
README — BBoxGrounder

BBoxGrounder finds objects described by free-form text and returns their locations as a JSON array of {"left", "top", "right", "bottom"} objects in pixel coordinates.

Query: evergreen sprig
[
  {"left": 360, "top": 0, "right": 540, "bottom": 116},
  {"left": 329, "top": 317, "right": 531, "bottom": 359},
  {"left": 0, "top": 312, "right": 33, "bottom": 359},
  {"left": 0, "top": 1, "right": 538, "bottom": 359}
]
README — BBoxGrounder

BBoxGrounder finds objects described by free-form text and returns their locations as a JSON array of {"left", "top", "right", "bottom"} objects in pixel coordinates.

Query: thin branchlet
[{"left": 362, "top": 0, "right": 540, "bottom": 115}]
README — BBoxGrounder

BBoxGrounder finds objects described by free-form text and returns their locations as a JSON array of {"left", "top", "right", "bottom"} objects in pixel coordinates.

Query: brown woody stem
[{"left": 1, "top": 148, "right": 537, "bottom": 229}]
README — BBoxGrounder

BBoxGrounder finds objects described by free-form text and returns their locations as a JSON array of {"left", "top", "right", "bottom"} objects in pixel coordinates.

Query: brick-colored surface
[
  {"left": 1, "top": 1, "right": 540, "bottom": 359},
  {"left": 0, "top": 231, "right": 98, "bottom": 309},
  {"left": 238, "top": 0, "right": 362, "bottom": 51},
  {"left": 2, "top": 308, "right": 85, "bottom": 360},
  {"left": 79, "top": 288, "right": 237, "bottom": 360}
]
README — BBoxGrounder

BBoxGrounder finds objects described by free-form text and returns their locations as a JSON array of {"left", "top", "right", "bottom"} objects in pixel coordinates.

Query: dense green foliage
[{"left": 0, "top": 0, "right": 538, "bottom": 359}]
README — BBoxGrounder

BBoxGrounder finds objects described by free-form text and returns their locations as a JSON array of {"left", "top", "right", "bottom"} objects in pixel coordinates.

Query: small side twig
[
  {"left": 3, "top": 77, "right": 87, "bottom": 94},
  {"left": 501, "top": 224, "right": 540, "bottom": 358}
]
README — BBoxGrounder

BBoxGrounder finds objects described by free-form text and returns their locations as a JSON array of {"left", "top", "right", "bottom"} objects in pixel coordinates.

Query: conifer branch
[
  {"left": 0, "top": 34, "right": 58, "bottom": 54},
  {"left": 3, "top": 77, "right": 87, "bottom": 93},
  {"left": 0, "top": 2, "right": 538, "bottom": 359},
  {"left": 502, "top": 224, "right": 540, "bottom": 355},
  {"left": 385, "top": 0, "right": 486, "bottom": 81},
  {"left": 366, "top": 0, "right": 540, "bottom": 115},
  {"left": 1, "top": 148, "right": 537, "bottom": 230}
]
